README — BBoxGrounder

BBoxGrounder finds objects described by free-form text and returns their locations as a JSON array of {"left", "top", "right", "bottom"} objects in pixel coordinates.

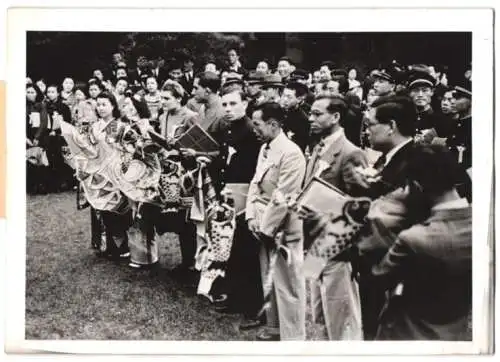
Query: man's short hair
[
  {"left": 198, "top": 71, "right": 221, "bottom": 93},
  {"left": 314, "top": 95, "right": 348, "bottom": 120},
  {"left": 371, "top": 95, "right": 416, "bottom": 137},
  {"left": 278, "top": 56, "right": 293, "bottom": 65},
  {"left": 252, "top": 102, "right": 284, "bottom": 125},
  {"left": 168, "top": 60, "right": 183, "bottom": 72}
]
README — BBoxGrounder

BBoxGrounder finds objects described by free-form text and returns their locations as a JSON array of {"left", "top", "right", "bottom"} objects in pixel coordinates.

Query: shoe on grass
[
  {"left": 256, "top": 330, "right": 280, "bottom": 341},
  {"left": 239, "top": 317, "right": 264, "bottom": 331}
]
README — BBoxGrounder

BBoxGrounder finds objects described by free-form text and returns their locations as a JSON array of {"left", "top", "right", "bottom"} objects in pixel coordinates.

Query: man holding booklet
[{"left": 298, "top": 95, "right": 368, "bottom": 340}]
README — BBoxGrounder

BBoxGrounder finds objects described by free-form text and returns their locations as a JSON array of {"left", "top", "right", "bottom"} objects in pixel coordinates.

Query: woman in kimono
[
  {"left": 87, "top": 91, "right": 133, "bottom": 260},
  {"left": 44, "top": 84, "right": 73, "bottom": 192},
  {"left": 112, "top": 77, "right": 129, "bottom": 111},
  {"left": 118, "top": 91, "right": 161, "bottom": 269},
  {"left": 26, "top": 83, "right": 49, "bottom": 194}
]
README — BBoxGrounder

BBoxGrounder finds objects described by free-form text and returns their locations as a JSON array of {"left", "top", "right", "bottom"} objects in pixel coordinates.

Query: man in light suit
[
  {"left": 300, "top": 95, "right": 367, "bottom": 340},
  {"left": 246, "top": 102, "right": 306, "bottom": 341}
]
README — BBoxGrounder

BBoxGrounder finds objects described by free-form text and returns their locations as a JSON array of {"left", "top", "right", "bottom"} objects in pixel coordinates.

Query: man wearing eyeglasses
[
  {"left": 298, "top": 95, "right": 368, "bottom": 340},
  {"left": 345, "top": 95, "right": 418, "bottom": 339}
]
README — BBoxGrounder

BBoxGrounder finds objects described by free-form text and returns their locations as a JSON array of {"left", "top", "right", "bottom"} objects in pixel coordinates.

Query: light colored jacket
[{"left": 246, "top": 130, "right": 306, "bottom": 242}]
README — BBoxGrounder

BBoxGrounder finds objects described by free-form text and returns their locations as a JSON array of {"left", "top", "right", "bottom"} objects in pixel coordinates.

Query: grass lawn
[
  {"left": 26, "top": 191, "right": 325, "bottom": 340},
  {"left": 25, "top": 191, "right": 471, "bottom": 341}
]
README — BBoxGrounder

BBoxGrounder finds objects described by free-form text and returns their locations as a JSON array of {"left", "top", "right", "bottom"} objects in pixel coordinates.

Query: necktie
[
  {"left": 305, "top": 141, "right": 325, "bottom": 182},
  {"left": 373, "top": 153, "right": 387, "bottom": 171},
  {"left": 262, "top": 143, "right": 270, "bottom": 160}
]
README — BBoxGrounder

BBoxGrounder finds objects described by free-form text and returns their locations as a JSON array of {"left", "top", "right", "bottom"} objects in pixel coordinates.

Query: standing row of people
[{"left": 27, "top": 50, "right": 472, "bottom": 341}]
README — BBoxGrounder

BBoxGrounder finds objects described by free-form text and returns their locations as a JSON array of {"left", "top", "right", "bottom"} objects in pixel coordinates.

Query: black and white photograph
[{"left": 3, "top": 6, "right": 494, "bottom": 356}]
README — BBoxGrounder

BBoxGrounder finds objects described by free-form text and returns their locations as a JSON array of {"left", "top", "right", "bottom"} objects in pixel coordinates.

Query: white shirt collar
[{"left": 385, "top": 138, "right": 412, "bottom": 166}]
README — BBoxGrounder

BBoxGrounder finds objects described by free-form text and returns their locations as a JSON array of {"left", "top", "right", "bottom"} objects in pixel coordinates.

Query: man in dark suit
[
  {"left": 149, "top": 57, "right": 169, "bottom": 88},
  {"left": 210, "top": 89, "right": 265, "bottom": 332},
  {"left": 181, "top": 55, "right": 196, "bottom": 95},
  {"left": 128, "top": 55, "right": 151, "bottom": 87},
  {"left": 299, "top": 95, "right": 368, "bottom": 340},
  {"left": 372, "top": 145, "right": 471, "bottom": 340},
  {"left": 345, "top": 95, "right": 418, "bottom": 339},
  {"left": 280, "top": 81, "right": 311, "bottom": 152},
  {"left": 446, "top": 85, "right": 472, "bottom": 203},
  {"left": 277, "top": 56, "right": 294, "bottom": 83},
  {"left": 244, "top": 70, "right": 266, "bottom": 118},
  {"left": 352, "top": 96, "right": 417, "bottom": 199}
]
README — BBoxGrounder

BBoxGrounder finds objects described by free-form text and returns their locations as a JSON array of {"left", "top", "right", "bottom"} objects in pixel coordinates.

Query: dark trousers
[
  {"left": 177, "top": 211, "right": 197, "bottom": 268},
  {"left": 223, "top": 215, "right": 264, "bottom": 318},
  {"left": 100, "top": 209, "right": 132, "bottom": 257},
  {"left": 358, "top": 252, "right": 387, "bottom": 340},
  {"left": 26, "top": 162, "right": 48, "bottom": 194},
  {"left": 90, "top": 207, "right": 103, "bottom": 249},
  {"left": 46, "top": 135, "right": 75, "bottom": 191},
  {"left": 154, "top": 209, "right": 197, "bottom": 268}
]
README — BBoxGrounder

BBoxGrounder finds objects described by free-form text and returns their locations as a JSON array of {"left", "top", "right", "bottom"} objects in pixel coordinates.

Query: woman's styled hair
[
  {"left": 114, "top": 76, "right": 129, "bottom": 87},
  {"left": 26, "top": 83, "right": 44, "bottom": 103},
  {"left": 161, "top": 80, "right": 188, "bottom": 105},
  {"left": 145, "top": 75, "right": 158, "bottom": 85},
  {"left": 88, "top": 79, "right": 104, "bottom": 92},
  {"left": 74, "top": 83, "right": 89, "bottom": 98},
  {"left": 95, "top": 91, "right": 121, "bottom": 119}
]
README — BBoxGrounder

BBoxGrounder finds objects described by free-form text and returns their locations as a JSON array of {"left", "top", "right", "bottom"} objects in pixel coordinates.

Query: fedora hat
[{"left": 261, "top": 73, "right": 284, "bottom": 88}]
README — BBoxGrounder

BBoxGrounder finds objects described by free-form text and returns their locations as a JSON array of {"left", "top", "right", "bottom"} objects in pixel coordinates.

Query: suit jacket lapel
[
  {"left": 305, "top": 133, "right": 344, "bottom": 184},
  {"left": 380, "top": 140, "right": 414, "bottom": 189},
  {"left": 319, "top": 133, "right": 344, "bottom": 166}
]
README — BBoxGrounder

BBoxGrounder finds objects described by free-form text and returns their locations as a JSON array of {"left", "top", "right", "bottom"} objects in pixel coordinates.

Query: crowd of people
[{"left": 26, "top": 46, "right": 472, "bottom": 341}]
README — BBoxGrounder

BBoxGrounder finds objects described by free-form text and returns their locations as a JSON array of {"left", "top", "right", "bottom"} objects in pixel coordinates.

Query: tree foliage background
[{"left": 27, "top": 32, "right": 471, "bottom": 85}]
